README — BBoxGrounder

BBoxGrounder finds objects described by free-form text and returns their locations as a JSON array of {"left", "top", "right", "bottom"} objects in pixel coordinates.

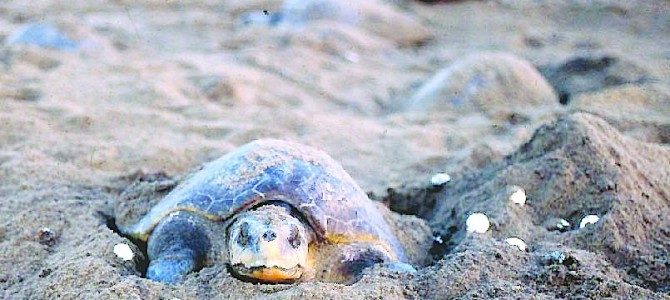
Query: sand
[{"left": 1, "top": 0, "right": 669, "bottom": 299}]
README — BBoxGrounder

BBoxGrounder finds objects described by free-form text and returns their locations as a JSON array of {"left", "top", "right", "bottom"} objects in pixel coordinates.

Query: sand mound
[
  {"left": 411, "top": 112, "right": 670, "bottom": 295},
  {"left": 406, "top": 52, "right": 560, "bottom": 121}
]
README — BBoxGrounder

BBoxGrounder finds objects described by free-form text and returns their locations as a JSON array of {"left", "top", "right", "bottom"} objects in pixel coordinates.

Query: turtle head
[{"left": 227, "top": 204, "right": 309, "bottom": 283}]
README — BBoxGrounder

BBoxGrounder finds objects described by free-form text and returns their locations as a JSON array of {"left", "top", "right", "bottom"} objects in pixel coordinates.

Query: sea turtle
[{"left": 116, "top": 139, "right": 413, "bottom": 284}]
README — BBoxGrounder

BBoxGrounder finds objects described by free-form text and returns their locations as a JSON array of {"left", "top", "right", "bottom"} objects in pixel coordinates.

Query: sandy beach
[{"left": 1, "top": 0, "right": 669, "bottom": 299}]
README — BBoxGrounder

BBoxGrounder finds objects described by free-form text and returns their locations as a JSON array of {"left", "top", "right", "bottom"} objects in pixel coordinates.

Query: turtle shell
[{"left": 125, "top": 139, "right": 406, "bottom": 262}]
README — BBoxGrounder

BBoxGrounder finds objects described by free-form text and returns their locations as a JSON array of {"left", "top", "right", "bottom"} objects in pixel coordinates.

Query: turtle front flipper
[{"left": 146, "top": 211, "right": 211, "bottom": 283}]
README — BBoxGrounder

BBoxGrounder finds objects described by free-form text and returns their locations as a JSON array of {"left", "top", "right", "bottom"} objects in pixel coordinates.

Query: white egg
[
  {"left": 430, "top": 173, "right": 451, "bottom": 186},
  {"left": 113, "top": 243, "right": 134, "bottom": 261},
  {"left": 508, "top": 186, "right": 526, "bottom": 206},
  {"left": 466, "top": 213, "right": 490, "bottom": 233},
  {"left": 579, "top": 214, "right": 600, "bottom": 229},
  {"left": 505, "top": 237, "right": 527, "bottom": 251}
]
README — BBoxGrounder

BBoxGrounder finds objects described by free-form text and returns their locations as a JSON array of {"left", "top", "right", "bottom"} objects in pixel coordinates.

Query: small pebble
[
  {"left": 466, "top": 213, "right": 490, "bottom": 234},
  {"left": 37, "top": 227, "right": 57, "bottom": 246},
  {"left": 543, "top": 251, "right": 566, "bottom": 265},
  {"left": 430, "top": 172, "right": 451, "bottom": 186},
  {"left": 113, "top": 243, "right": 134, "bottom": 261},
  {"left": 507, "top": 185, "right": 526, "bottom": 205},
  {"left": 5, "top": 23, "right": 77, "bottom": 50},
  {"left": 12, "top": 87, "right": 43, "bottom": 101},
  {"left": 579, "top": 214, "right": 600, "bottom": 229},
  {"left": 238, "top": 11, "right": 282, "bottom": 26},
  {"left": 504, "top": 237, "right": 527, "bottom": 251},
  {"left": 386, "top": 263, "right": 417, "bottom": 274},
  {"left": 545, "top": 218, "right": 571, "bottom": 232}
]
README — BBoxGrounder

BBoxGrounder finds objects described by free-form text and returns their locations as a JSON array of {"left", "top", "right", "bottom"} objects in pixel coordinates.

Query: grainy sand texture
[{"left": 1, "top": 0, "right": 669, "bottom": 299}]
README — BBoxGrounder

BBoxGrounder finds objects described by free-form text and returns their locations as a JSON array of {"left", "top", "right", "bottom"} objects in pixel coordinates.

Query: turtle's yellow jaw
[{"left": 227, "top": 205, "right": 309, "bottom": 283}]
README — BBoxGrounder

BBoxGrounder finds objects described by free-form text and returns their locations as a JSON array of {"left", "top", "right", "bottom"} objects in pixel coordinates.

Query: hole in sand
[
  {"left": 98, "top": 212, "right": 149, "bottom": 277},
  {"left": 377, "top": 185, "right": 440, "bottom": 220},
  {"left": 429, "top": 225, "right": 460, "bottom": 260},
  {"left": 558, "top": 92, "right": 570, "bottom": 105},
  {"left": 375, "top": 184, "right": 457, "bottom": 263}
]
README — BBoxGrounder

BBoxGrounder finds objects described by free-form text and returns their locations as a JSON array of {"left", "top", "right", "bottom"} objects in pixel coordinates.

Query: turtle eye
[
  {"left": 237, "top": 222, "right": 250, "bottom": 247},
  {"left": 288, "top": 225, "right": 302, "bottom": 249}
]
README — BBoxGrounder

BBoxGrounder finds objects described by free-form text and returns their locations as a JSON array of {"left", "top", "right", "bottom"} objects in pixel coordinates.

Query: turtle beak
[
  {"left": 231, "top": 264, "right": 304, "bottom": 283},
  {"left": 250, "top": 265, "right": 303, "bottom": 282}
]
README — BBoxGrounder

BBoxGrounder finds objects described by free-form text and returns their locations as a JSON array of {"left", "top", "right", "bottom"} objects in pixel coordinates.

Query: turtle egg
[
  {"left": 508, "top": 186, "right": 526, "bottom": 206},
  {"left": 466, "top": 213, "right": 490, "bottom": 233},
  {"left": 430, "top": 172, "right": 451, "bottom": 186},
  {"left": 579, "top": 215, "right": 600, "bottom": 229},
  {"left": 113, "top": 243, "right": 134, "bottom": 261},
  {"left": 504, "top": 237, "right": 527, "bottom": 251}
]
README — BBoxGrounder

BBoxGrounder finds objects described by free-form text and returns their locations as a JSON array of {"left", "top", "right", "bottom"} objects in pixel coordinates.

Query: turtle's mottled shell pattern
[{"left": 125, "top": 139, "right": 406, "bottom": 261}]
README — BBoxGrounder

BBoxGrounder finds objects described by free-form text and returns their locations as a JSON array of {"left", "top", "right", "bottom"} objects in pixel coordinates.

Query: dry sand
[{"left": 1, "top": 0, "right": 669, "bottom": 299}]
